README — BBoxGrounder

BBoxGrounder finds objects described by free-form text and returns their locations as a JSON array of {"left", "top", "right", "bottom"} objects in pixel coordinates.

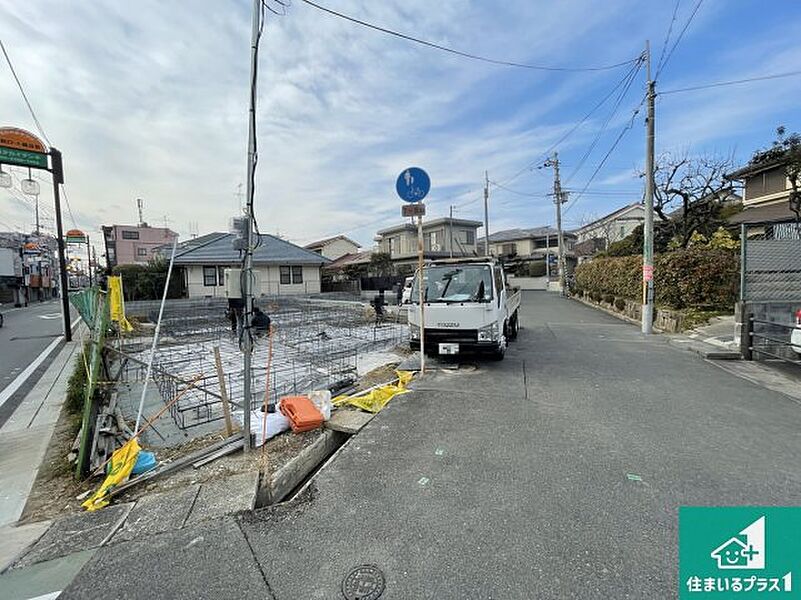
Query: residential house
[
  {"left": 102, "top": 223, "right": 178, "bottom": 269},
  {"left": 0, "top": 232, "right": 59, "bottom": 305},
  {"left": 374, "top": 217, "right": 482, "bottom": 271},
  {"left": 304, "top": 235, "right": 361, "bottom": 260},
  {"left": 481, "top": 226, "right": 575, "bottom": 264},
  {"left": 573, "top": 203, "right": 645, "bottom": 262},
  {"left": 323, "top": 250, "right": 373, "bottom": 282},
  {"left": 726, "top": 155, "right": 800, "bottom": 227},
  {"left": 168, "top": 232, "right": 329, "bottom": 298}
]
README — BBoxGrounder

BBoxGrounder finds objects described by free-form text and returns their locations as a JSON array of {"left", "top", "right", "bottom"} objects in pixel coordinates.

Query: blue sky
[{"left": 2, "top": 0, "right": 801, "bottom": 249}]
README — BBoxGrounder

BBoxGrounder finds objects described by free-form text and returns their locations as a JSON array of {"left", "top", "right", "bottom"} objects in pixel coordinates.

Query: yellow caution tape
[
  {"left": 82, "top": 438, "right": 141, "bottom": 511},
  {"left": 332, "top": 370, "right": 414, "bottom": 413}
]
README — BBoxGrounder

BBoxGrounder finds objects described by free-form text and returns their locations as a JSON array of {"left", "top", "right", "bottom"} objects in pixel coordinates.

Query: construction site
[{"left": 114, "top": 295, "right": 408, "bottom": 441}]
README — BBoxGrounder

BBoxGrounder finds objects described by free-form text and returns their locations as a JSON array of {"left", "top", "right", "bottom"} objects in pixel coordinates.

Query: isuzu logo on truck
[{"left": 437, "top": 322, "right": 460, "bottom": 328}]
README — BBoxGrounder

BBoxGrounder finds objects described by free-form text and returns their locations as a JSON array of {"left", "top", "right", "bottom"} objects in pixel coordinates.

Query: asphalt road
[
  {"left": 61, "top": 291, "right": 801, "bottom": 599},
  {"left": 0, "top": 298, "right": 76, "bottom": 426}
]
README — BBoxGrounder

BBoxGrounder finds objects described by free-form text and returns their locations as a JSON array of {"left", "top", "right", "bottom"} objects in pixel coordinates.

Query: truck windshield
[{"left": 411, "top": 265, "right": 493, "bottom": 303}]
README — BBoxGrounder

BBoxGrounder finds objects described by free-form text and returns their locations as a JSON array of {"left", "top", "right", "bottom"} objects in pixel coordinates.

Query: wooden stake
[{"left": 213, "top": 346, "right": 234, "bottom": 436}]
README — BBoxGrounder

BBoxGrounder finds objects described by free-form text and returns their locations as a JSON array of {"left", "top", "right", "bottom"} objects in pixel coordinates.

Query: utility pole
[
  {"left": 241, "top": 0, "right": 261, "bottom": 452},
  {"left": 35, "top": 194, "right": 40, "bottom": 236},
  {"left": 642, "top": 40, "right": 656, "bottom": 334},
  {"left": 86, "top": 234, "right": 92, "bottom": 287},
  {"left": 483, "top": 171, "right": 490, "bottom": 256},
  {"left": 545, "top": 152, "right": 568, "bottom": 294},
  {"left": 545, "top": 231, "right": 550, "bottom": 281},
  {"left": 50, "top": 149, "right": 71, "bottom": 342},
  {"left": 449, "top": 205, "right": 454, "bottom": 258}
]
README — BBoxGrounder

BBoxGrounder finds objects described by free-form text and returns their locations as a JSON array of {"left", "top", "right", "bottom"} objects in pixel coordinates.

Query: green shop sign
[{"left": 0, "top": 145, "right": 48, "bottom": 168}]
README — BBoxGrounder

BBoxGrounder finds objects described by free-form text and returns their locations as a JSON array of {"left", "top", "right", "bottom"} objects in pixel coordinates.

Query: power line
[
  {"left": 655, "top": 0, "right": 681, "bottom": 77},
  {"left": 565, "top": 58, "right": 643, "bottom": 183},
  {"left": 564, "top": 94, "right": 647, "bottom": 216},
  {"left": 0, "top": 39, "right": 52, "bottom": 146},
  {"left": 298, "top": 0, "right": 640, "bottom": 72},
  {"left": 1, "top": 39, "right": 79, "bottom": 230},
  {"left": 655, "top": 0, "right": 704, "bottom": 79},
  {"left": 495, "top": 56, "right": 645, "bottom": 187},
  {"left": 488, "top": 180, "right": 543, "bottom": 197},
  {"left": 660, "top": 70, "right": 801, "bottom": 94}
]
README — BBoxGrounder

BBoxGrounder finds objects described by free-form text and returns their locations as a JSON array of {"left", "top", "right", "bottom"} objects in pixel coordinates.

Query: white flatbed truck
[{"left": 408, "top": 257, "right": 521, "bottom": 360}]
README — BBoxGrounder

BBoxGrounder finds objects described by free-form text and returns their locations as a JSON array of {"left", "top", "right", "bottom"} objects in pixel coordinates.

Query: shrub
[
  {"left": 602, "top": 293, "right": 615, "bottom": 304},
  {"left": 66, "top": 344, "right": 89, "bottom": 415},
  {"left": 113, "top": 259, "right": 184, "bottom": 301},
  {"left": 575, "top": 247, "right": 738, "bottom": 311},
  {"left": 614, "top": 297, "right": 626, "bottom": 311}
]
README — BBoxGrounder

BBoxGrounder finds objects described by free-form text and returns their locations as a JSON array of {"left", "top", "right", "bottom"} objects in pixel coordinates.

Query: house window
[
  {"left": 121, "top": 230, "right": 139, "bottom": 240},
  {"left": 619, "top": 226, "right": 626, "bottom": 238},
  {"left": 501, "top": 243, "right": 517, "bottom": 256},
  {"left": 137, "top": 247, "right": 148, "bottom": 257},
  {"left": 292, "top": 266, "right": 303, "bottom": 284},
  {"left": 203, "top": 266, "right": 217, "bottom": 287},
  {"left": 460, "top": 230, "right": 475, "bottom": 245},
  {"left": 279, "top": 266, "right": 291, "bottom": 284},
  {"left": 218, "top": 266, "right": 226, "bottom": 286}
]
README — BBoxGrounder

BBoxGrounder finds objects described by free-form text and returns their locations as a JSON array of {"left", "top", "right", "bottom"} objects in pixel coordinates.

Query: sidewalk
[{"left": 0, "top": 340, "right": 81, "bottom": 570}]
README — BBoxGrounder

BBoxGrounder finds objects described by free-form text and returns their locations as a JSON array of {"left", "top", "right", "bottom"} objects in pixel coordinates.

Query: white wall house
[
  {"left": 374, "top": 217, "right": 482, "bottom": 268},
  {"left": 304, "top": 235, "right": 361, "bottom": 261},
  {"left": 574, "top": 203, "right": 645, "bottom": 247},
  {"left": 172, "top": 232, "right": 329, "bottom": 299}
]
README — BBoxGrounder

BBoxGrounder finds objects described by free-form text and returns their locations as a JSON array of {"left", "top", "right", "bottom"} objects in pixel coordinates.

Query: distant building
[
  {"left": 374, "top": 217, "right": 481, "bottom": 270},
  {"left": 304, "top": 235, "right": 361, "bottom": 260},
  {"left": 168, "top": 232, "right": 329, "bottom": 298},
  {"left": 481, "top": 226, "right": 573, "bottom": 259},
  {"left": 0, "top": 232, "right": 58, "bottom": 305},
  {"left": 573, "top": 203, "right": 645, "bottom": 262},
  {"left": 102, "top": 224, "right": 178, "bottom": 269}
]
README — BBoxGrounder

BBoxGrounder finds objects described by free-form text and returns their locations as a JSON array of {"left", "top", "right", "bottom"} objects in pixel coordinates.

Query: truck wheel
[
  {"left": 509, "top": 312, "right": 519, "bottom": 340},
  {"left": 490, "top": 337, "right": 506, "bottom": 361}
]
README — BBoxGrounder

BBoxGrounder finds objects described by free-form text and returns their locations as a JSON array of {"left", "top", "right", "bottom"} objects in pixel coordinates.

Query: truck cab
[{"left": 407, "top": 258, "right": 520, "bottom": 360}]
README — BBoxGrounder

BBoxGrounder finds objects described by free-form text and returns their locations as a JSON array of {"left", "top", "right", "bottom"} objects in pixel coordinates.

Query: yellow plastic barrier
[
  {"left": 82, "top": 438, "right": 141, "bottom": 511},
  {"left": 332, "top": 370, "right": 413, "bottom": 413},
  {"left": 108, "top": 275, "right": 133, "bottom": 332}
]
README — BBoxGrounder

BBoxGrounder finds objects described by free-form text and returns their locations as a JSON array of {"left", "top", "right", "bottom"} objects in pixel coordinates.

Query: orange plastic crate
[{"left": 280, "top": 396, "right": 324, "bottom": 433}]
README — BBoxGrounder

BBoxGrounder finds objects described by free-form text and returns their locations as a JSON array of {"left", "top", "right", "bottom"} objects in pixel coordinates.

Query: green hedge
[
  {"left": 575, "top": 247, "right": 738, "bottom": 310},
  {"left": 112, "top": 261, "right": 184, "bottom": 301}
]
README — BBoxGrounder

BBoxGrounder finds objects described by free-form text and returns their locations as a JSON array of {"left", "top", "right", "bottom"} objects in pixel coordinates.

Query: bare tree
[{"left": 651, "top": 152, "right": 735, "bottom": 248}]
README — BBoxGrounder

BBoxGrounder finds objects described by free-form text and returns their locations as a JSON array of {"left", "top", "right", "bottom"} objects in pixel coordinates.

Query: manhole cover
[{"left": 342, "top": 564, "right": 385, "bottom": 600}]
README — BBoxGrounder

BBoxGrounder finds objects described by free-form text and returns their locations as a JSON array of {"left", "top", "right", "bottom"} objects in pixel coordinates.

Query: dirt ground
[
  {"left": 19, "top": 401, "right": 322, "bottom": 524},
  {"left": 20, "top": 343, "right": 408, "bottom": 524}
]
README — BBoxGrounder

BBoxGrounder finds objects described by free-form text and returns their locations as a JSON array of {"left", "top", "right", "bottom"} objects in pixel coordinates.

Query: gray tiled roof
[
  {"left": 171, "top": 232, "right": 330, "bottom": 266},
  {"left": 481, "top": 227, "right": 564, "bottom": 243}
]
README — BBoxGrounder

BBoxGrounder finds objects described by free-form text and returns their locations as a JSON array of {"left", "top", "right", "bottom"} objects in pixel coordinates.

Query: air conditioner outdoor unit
[{"left": 431, "top": 243, "right": 441, "bottom": 251}]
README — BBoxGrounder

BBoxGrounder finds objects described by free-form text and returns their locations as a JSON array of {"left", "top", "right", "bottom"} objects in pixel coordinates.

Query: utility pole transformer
[
  {"left": 483, "top": 171, "right": 490, "bottom": 256},
  {"left": 545, "top": 153, "right": 568, "bottom": 295},
  {"left": 642, "top": 41, "right": 656, "bottom": 334},
  {"left": 241, "top": 0, "right": 261, "bottom": 451}
]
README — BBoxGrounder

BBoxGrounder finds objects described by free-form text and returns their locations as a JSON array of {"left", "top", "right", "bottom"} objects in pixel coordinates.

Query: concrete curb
[
  {"left": 570, "top": 295, "right": 665, "bottom": 333},
  {"left": 666, "top": 337, "right": 742, "bottom": 361},
  {"left": 263, "top": 429, "right": 348, "bottom": 506}
]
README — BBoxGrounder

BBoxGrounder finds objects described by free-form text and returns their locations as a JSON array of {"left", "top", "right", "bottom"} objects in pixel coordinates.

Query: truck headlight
[
  {"left": 478, "top": 323, "right": 498, "bottom": 342},
  {"left": 409, "top": 324, "right": 420, "bottom": 340}
]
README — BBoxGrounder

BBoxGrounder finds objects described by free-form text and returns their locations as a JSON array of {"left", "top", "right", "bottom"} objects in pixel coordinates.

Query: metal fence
[
  {"left": 739, "top": 221, "right": 801, "bottom": 368},
  {"left": 740, "top": 221, "right": 801, "bottom": 303}
]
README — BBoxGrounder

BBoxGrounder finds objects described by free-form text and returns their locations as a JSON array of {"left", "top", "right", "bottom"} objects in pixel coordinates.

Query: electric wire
[
  {"left": 298, "top": 0, "right": 640, "bottom": 73},
  {"left": 655, "top": 0, "right": 681, "bottom": 77},
  {"left": 655, "top": 0, "right": 704, "bottom": 79},
  {"left": 660, "top": 70, "right": 801, "bottom": 94},
  {"left": 563, "top": 94, "right": 648, "bottom": 216}
]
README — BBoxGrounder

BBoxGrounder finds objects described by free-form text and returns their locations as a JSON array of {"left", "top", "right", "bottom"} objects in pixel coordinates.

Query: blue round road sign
[{"left": 396, "top": 167, "right": 430, "bottom": 203}]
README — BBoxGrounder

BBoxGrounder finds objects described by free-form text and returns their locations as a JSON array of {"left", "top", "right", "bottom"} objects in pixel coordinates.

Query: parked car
[{"left": 792, "top": 309, "right": 801, "bottom": 355}]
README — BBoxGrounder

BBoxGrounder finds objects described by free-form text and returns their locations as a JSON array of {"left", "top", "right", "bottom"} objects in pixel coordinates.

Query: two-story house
[
  {"left": 479, "top": 226, "right": 577, "bottom": 275},
  {"left": 102, "top": 223, "right": 178, "bottom": 269},
  {"left": 573, "top": 203, "right": 645, "bottom": 262},
  {"left": 374, "top": 217, "right": 482, "bottom": 270},
  {"left": 726, "top": 156, "right": 799, "bottom": 226},
  {"left": 303, "top": 235, "right": 361, "bottom": 260}
]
